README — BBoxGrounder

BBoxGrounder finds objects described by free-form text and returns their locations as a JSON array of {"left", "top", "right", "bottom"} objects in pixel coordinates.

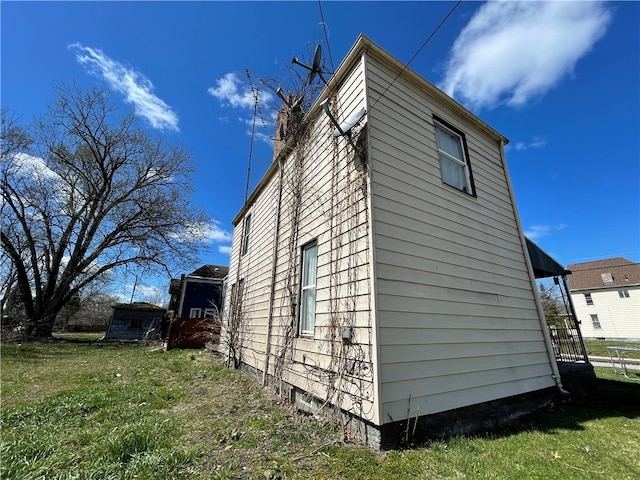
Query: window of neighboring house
[
  {"left": 204, "top": 307, "right": 217, "bottom": 318},
  {"left": 189, "top": 308, "right": 202, "bottom": 318},
  {"left": 619, "top": 289, "right": 630, "bottom": 298},
  {"left": 585, "top": 293, "right": 594, "bottom": 305},
  {"left": 241, "top": 214, "right": 252, "bottom": 256},
  {"left": 433, "top": 118, "right": 475, "bottom": 195},
  {"left": 299, "top": 241, "right": 318, "bottom": 337},
  {"left": 590, "top": 314, "right": 601, "bottom": 329},
  {"left": 129, "top": 318, "right": 142, "bottom": 328}
]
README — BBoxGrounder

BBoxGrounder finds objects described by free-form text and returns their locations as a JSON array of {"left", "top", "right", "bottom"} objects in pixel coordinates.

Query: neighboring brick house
[{"left": 567, "top": 258, "right": 640, "bottom": 340}]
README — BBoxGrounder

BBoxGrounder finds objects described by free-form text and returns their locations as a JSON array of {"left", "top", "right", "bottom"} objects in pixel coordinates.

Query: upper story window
[
  {"left": 190, "top": 308, "right": 202, "bottom": 318},
  {"left": 619, "top": 289, "right": 630, "bottom": 298},
  {"left": 299, "top": 241, "right": 318, "bottom": 337},
  {"left": 241, "top": 214, "right": 251, "bottom": 256},
  {"left": 433, "top": 117, "right": 475, "bottom": 195},
  {"left": 584, "top": 293, "right": 594, "bottom": 305},
  {"left": 229, "top": 279, "right": 245, "bottom": 319},
  {"left": 590, "top": 314, "right": 601, "bottom": 329}
]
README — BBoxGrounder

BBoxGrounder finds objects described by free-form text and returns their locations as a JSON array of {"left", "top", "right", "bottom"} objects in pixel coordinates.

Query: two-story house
[
  {"left": 568, "top": 258, "right": 640, "bottom": 340},
  {"left": 222, "top": 35, "right": 565, "bottom": 448}
]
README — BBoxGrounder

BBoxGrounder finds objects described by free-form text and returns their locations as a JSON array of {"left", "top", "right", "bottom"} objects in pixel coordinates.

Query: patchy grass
[
  {"left": 2, "top": 341, "right": 639, "bottom": 479},
  {"left": 584, "top": 340, "right": 640, "bottom": 359}
]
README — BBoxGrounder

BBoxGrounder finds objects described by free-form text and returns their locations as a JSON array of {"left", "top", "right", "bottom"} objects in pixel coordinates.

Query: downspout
[
  {"left": 262, "top": 160, "right": 284, "bottom": 386},
  {"left": 499, "top": 138, "right": 569, "bottom": 395}
]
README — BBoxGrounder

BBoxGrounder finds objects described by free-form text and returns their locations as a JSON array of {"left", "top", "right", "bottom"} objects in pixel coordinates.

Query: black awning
[{"left": 525, "top": 237, "right": 570, "bottom": 278}]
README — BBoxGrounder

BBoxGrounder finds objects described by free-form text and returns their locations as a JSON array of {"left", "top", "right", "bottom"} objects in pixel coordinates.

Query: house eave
[{"left": 231, "top": 34, "right": 509, "bottom": 226}]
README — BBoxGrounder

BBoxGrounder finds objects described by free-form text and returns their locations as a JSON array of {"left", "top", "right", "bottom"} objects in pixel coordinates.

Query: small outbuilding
[{"left": 104, "top": 302, "right": 165, "bottom": 341}]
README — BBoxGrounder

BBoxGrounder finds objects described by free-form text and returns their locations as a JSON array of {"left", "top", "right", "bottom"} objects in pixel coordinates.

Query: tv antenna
[
  {"left": 275, "top": 87, "right": 304, "bottom": 111},
  {"left": 292, "top": 44, "right": 327, "bottom": 86}
]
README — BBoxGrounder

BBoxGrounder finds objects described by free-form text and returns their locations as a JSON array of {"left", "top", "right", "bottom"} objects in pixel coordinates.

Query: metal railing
[{"left": 549, "top": 326, "right": 589, "bottom": 364}]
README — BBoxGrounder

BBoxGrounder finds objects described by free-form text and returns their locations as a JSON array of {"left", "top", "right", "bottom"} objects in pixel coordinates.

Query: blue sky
[{"left": 3, "top": 1, "right": 638, "bottom": 303}]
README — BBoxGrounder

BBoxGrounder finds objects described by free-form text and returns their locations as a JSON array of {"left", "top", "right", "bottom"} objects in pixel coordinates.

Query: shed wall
[{"left": 105, "top": 309, "right": 163, "bottom": 340}]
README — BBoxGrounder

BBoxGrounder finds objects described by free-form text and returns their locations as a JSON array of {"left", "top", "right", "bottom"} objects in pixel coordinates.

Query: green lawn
[
  {"left": 1, "top": 340, "right": 639, "bottom": 479},
  {"left": 584, "top": 340, "right": 640, "bottom": 359}
]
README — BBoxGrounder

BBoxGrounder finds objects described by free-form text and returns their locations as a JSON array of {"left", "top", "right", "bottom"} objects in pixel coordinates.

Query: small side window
[
  {"left": 241, "top": 214, "right": 251, "bottom": 256},
  {"left": 433, "top": 117, "right": 475, "bottom": 195},
  {"left": 299, "top": 241, "right": 318, "bottom": 337},
  {"left": 590, "top": 314, "right": 601, "bottom": 329}
]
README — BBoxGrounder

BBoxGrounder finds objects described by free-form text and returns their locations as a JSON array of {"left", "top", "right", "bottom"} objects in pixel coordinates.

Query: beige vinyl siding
[
  {"left": 222, "top": 173, "right": 281, "bottom": 370},
  {"left": 224, "top": 53, "right": 378, "bottom": 422},
  {"left": 572, "top": 287, "right": 640, "bottom": 339},
  {"left": 364, "top": 53, "right": 554, "bottom": 423}
]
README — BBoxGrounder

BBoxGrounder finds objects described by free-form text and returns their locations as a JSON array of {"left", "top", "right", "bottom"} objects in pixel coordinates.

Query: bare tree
[{"left": 1, "top": 85, "right": 208, "bottom": 339}]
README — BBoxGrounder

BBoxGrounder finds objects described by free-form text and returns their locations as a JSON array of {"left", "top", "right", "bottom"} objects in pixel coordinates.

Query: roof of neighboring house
[
  {"left": 112, "top": 302, "right": 165, "bottom": 311},
  {"left": 567, "top": 257, "right": 640, "bottom": 291},
  {"left": 189, "top": 264, "right": 228, "bottom": 279}
]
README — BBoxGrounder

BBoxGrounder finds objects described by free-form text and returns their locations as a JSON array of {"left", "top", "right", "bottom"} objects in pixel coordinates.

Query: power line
[
  {"left": 369, "top": 0, "right": 462, "bottom": 114},
  {"left": 317, "top": 0, "right": 334, "bottom": 74}
]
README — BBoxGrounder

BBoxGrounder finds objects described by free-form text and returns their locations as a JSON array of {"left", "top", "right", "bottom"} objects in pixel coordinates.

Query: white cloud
[
  {"left": 208, "top": 73, "right": 277, "bottom": 144},
  {"left": 441, "top": 1, "right": 611, "bottom": 110},
  {"left": 253, "top": 131, "right": 275, "bottom": 146},
  {"left": 208, "top": 73, "right": 274, "bottom": 118},
  {"left": 525, "top": 224, "right": 567, "bottom": 241},
  {"left": 218, "top": 245, "right": 232, "bottom": 255},
  {"left": 203, "top": 221, "right": 233, "bottom": 243},
  {"left": 9, "top": 153, "right": 59, "bottom": 181},
  {"left": 123, "top": 282, "right": 166, "bottom": 305},
  {"left": 69, "top": 43, "right": 179, "bottom": 131},
  {"left": 135, "top": 284, "right": 163, "bottom": 298},
  {"left": 207, "top": 73, "right": 256, "bottom": 109},
  {"left": 507, "top": 136, "right": 547, "bottom": 152},
  {"left": 170, "top": 220, "right": 232, "bottom": 244}
]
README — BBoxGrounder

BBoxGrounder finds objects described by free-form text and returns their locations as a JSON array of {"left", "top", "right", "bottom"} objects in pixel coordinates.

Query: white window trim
[
  {"left": 299, "top": 241, "right": 318, "bottom": 337},
  {"left": 204, "top": 307, "right": 217, "bottom": 318},
  {"left": 590, "top": 314, "right": 601, "bottom": 329},
  {"left": 433, "top": 119, "right": 474, "bottom": 195},
  {"left": 189, "top": 308, "right": 202, "bottom": 318},
  {"left": 241, "top": 214, "right": 251, "bottom": 256}
]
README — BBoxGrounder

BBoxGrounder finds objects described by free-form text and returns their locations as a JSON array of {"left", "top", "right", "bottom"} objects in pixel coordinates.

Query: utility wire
[
  {"left": 369, "top": 0, "right": 462, "bottom": 114},
  {"left": 317, "top": 0, "right": 335, "bottom": 74}
]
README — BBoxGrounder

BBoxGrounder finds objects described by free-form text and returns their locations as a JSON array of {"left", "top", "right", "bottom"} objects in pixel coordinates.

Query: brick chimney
[{"left": 272, "top": 94, "right": 303, "bottom": 162}]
